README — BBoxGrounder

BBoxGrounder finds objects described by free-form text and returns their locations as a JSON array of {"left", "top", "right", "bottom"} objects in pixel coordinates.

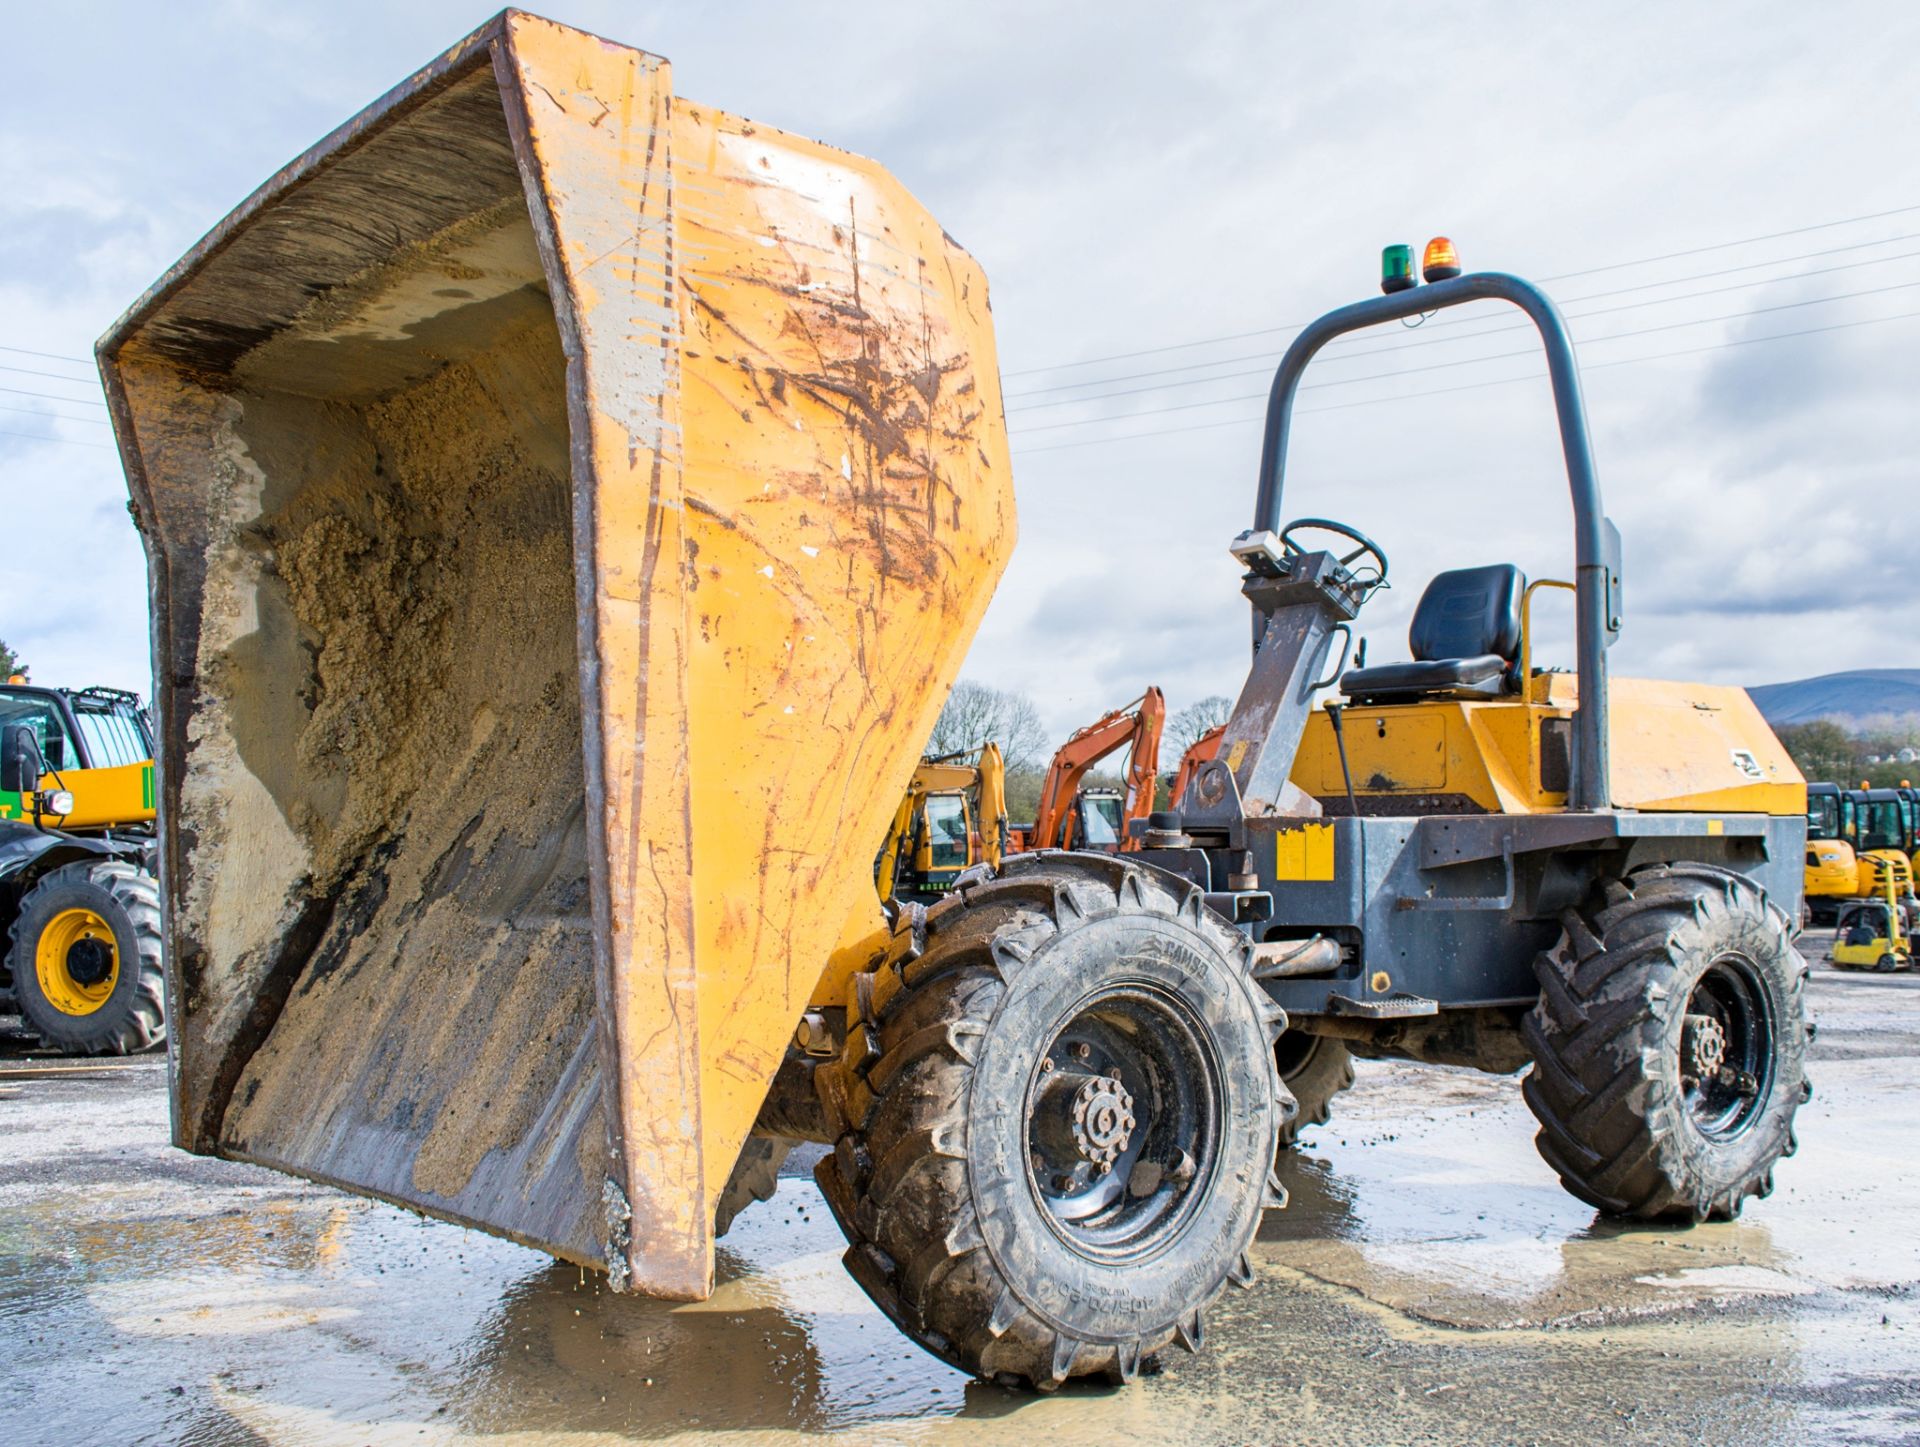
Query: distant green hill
[{"left": 1748, "top": 669, "right": 1920, "bottom": 727}]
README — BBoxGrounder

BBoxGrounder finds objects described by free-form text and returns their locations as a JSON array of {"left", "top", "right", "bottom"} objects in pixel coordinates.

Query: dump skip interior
[{"left": 114, "top": 66, "right": 608, "bottom": 1264}]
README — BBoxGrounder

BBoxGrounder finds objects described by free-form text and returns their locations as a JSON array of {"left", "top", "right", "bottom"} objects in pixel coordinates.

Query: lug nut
[{"left": 1073, "top": 1042, "right": 1091, "bottom": 1060}]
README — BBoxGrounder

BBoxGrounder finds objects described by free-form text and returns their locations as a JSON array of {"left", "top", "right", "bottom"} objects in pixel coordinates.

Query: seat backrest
[{"left": 1409, "top": 564, "right": 1527, "bottom": 663}]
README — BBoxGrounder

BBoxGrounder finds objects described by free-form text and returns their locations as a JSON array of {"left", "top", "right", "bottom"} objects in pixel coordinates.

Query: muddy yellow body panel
[
  {"left": 97, "top": 12, "right": 1012, "bottom": 1299},
  {"left": 1293, "top": 675, "right": 1802, "bottom": 816}
]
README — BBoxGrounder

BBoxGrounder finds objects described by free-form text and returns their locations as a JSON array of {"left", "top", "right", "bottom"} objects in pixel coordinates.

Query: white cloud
[{"left": 3, "top": 0, "right": 1916, "bottom": 732}]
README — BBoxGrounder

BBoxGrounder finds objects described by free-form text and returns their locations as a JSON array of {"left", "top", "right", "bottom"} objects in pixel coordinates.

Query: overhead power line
[
  {"left": 0, "top": 402, "right": 110, "bottom": 426},
  {"left": 0, "top": 360, "right": 100, "bottom": 385},
  {"left": 0, "top": 384, "right": 108, "bottom": 408},
  {"left": 1009, "top": 304, "right": 1920, "bottom": 456},
  {"left": 0, "top": 428, "right": 111, "bottom": 451},
  {"left": 1010, "top": 280, "right": 1920, "bottom": 435},
  {"left": 0, "top": 342, "right": 91, "bottom": 366},
  {"left": 1002, "top": 200, "right": 1920, "bottom": 379},
  {"left": 1006, "top": 235, "right": 1920, "bottom": 403}
]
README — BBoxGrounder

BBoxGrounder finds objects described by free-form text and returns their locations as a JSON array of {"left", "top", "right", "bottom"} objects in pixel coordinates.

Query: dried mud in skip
[
  {"left": 196, "top": 302, "right": 610, "bottom": 1231},
  {"left": 4, "top": 942, "right": 1917, "bottom": 1447}
]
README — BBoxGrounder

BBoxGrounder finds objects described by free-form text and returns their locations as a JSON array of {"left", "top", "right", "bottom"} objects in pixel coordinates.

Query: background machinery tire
[
  {"left": 1274, "top": 1032, "right": 1354, "bottom": 1150},
  {"left": 8, "top": 859, "right": 165, "bottom": 1055},
  {"left": 1522, "top": 863, "right": 1810, "bottom": 1223},
  {"left": 814, "top": 852, "right": 1289, "bottom": 1388},
  {"left": 714, "top": 1136, "right": 795, "bottom": 1237}
]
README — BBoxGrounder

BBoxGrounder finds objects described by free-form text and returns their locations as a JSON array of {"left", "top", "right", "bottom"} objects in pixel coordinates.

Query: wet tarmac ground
[{"left": 3, "top": 948, "right": 1918, "bottom": 1446}]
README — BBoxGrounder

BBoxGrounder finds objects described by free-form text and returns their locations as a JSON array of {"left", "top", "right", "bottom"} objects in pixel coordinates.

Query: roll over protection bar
[{"left": 1251, "top": 272, "right": 1617, "bottom": 812}]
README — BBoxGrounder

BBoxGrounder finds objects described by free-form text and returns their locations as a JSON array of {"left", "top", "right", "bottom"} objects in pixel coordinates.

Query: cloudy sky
[{"left": 4, "top": 1, "right": 1916, "bottom": 741}]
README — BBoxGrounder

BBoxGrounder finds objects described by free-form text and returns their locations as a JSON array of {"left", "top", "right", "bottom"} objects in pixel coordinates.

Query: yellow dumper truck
[{"left": 100, "top": 13, "right": 1811, "bottom": 1388}]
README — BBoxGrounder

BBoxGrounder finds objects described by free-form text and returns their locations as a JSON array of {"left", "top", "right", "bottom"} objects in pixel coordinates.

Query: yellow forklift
[
  {"left": 0, "top": 681, "right": 165, "bottom": 1053},
  {"left": 1829, "top": 867, "right": 1912, "bottom": 971}
]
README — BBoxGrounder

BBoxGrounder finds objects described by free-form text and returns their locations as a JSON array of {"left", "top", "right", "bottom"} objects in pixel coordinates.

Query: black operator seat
[{"left": 1341, "top": 563, "right": 1527, "bottom": 703}]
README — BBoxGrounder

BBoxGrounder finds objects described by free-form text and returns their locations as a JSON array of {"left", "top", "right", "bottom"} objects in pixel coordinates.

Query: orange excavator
[
  {"left": 1020, "top": 688, "right": 1166, "bottom": 852},
  {"left": 1168, "top": 723, "right": 1226, "bottom": 809}
]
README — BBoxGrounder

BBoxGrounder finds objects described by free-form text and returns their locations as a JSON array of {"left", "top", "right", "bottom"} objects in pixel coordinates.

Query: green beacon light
[{"left": 1381, "top": 243, "right": 1417, "bottom": 294}]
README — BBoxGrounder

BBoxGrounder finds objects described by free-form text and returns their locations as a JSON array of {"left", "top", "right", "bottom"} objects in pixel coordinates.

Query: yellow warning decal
[
  {"left": 1273, "top": 822, "right": 1336, "bottom": 882},
  {"left": 1225, "top": 739, "right": 1249, "bottom": 773}
]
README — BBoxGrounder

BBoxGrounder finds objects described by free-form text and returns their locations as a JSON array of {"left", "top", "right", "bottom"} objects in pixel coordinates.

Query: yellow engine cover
[{"left": 1294, "top": 674, "right": 1802, "bottom": 816}]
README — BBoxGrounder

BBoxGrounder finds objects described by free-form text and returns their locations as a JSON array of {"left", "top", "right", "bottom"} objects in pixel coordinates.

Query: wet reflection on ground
[{"left": 2, "top": 963, "right": 1917, "bottom": 1444}]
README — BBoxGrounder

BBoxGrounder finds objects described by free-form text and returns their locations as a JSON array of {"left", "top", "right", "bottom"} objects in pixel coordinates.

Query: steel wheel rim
[
  {"left": 35, "top": 906, "right": 119, "bottom": 1016},
  {"left": 1022, "top": 982, "right": 1222, "bottom": 1264},
  {"left": 1680, "top": 954, "right": 1774, "bottom": 1141}
]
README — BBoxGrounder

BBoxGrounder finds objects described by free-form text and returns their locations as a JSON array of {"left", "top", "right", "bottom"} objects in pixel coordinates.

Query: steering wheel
[{"left": 1278, "top": 517, "right": 1389, "bottom": 583}]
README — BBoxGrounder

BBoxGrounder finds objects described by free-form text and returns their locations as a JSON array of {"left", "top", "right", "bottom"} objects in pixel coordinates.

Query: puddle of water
[
  {"left": 3, "top": 971, "right": 1917, "bottom": 1445},
  {"left": 1260, "top": 1049, "right": 1920, "bottom": 1332}
]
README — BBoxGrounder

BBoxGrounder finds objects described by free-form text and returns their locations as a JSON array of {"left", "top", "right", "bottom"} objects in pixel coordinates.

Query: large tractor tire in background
[
  {"left": 8, "top": 860, "right": 166, "bottom": 1055},
  {"left": 1522, "top": 863, "right": 1810, "bottom": 1222},
  {"left": 1274, "top": 1032, "right": 1354, "bottom": 1150},
  {"left": 815, "top": 853, "right": 1289, "bottom": 1388}
]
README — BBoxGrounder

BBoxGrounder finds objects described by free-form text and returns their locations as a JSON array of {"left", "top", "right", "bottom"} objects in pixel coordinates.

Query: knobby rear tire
[
  {"left": 1274, "top": 1032, "right": 1354, "bottom": 1150},
  {"left": 1522, "top": 863, "right": 1810, "bottom": 1222}
]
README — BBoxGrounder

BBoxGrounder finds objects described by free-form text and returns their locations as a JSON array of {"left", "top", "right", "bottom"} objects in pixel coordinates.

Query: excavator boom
[
  {"left": 1169, "top": 723, "right": 1226, "bottom": 808},
  {"left": 1028, "top": 688, "right": 1165, "bottom": 850}
]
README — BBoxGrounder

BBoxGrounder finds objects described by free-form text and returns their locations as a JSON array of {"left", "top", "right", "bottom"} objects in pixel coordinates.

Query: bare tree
[
  {"left": 925, "top": 680, "right": 1050, "bottom": 775},
  {"left": 1775, "top": 720, "right": 1858, "bottom": 785},
  {"left": 1165, "top": 695, "right": 1232, "bottom": 765}
]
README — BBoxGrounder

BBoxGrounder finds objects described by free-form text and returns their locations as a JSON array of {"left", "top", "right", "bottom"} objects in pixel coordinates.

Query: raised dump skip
[{"left": 99, "top": 11, "right": 1014, "bottom": 1298}]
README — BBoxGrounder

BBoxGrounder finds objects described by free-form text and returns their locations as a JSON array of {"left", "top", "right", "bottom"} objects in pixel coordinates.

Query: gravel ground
[{"left": 2, "top": 941, "right": 1917, "bottom": 1445}]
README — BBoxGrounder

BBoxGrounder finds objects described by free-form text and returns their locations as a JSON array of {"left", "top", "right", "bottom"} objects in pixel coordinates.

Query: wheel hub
[
  {"left": 35, "top": 906, "right": 119, "bottom": 1016},
  {"left": 1683, "top": 1011, "right": 1728, "bottom": 1081},
  {"left": 1070, "top": 1073, "right": 1135, "bottom": 1167},
  {"left": 66, "top": 936, "right": 115, "bottom": 988},
  {"left": 1679, "top": 956, "right": 1774, "bottom": 1141},
  {"left": 1023, "top": 985, "right": 1221, "bottom": 1252}
]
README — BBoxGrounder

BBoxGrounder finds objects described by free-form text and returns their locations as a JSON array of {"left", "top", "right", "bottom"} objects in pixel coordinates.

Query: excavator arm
[
  {"left": 1029, "top": 688, "right": 1166, "bottom": 850},
  {"left": 977, "top": 742, "right": 1008, "bottom": 866},
  {"left": 1168, "top": 723, "right": 1226, "bottom": 809},
  {"left": 874, "top": 788, "right": 922, "bottom": 900}
]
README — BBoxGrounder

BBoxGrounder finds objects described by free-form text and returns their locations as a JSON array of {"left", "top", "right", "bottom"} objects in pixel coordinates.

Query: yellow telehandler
[
  {"left": 0, "top": 681, "right": 164, "bottom": 1053},
  {"left": 100, "top": 16, "right": 1812, "bottom": 1388}
]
